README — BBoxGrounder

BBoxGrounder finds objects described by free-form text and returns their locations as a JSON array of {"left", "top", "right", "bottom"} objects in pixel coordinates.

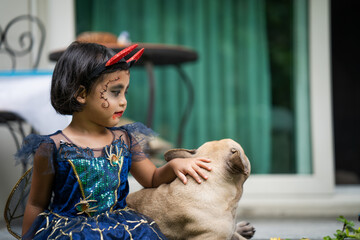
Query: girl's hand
[{"left": 168, "top": 157, "right": 212, "bottom": 184}]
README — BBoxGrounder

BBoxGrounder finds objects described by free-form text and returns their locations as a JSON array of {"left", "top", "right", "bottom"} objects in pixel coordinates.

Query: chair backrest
[
  {"left": 3, "top": 167, "right": 32, "bottom": 239},
  {"left": 1, "top": 16, "right": 45, "bottom": 239},
  {"left": 0, "top": 15, "right": 46, "bottom": 70}
]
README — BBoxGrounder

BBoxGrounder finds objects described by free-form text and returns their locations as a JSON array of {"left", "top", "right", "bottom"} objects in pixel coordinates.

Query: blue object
[{"left": 17, "top": 122, "right": 166, "bottom": 240}]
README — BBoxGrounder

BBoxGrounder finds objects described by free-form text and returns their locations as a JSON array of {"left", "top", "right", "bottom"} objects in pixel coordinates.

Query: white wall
[{"left": 0, "top": 0, "right": 75, "bottom": 224}]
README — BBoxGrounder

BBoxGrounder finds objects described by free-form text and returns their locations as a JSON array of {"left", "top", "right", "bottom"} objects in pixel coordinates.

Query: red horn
[
  {"left": 126, "top": 48, "right": 144, "bottom": 63},
  {"left": 105, "top": 44, "right": 138, "bottom": 66}
]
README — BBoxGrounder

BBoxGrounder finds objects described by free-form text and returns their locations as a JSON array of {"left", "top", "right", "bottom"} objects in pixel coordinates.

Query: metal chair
[
  {"left": 3, "top": 168, "right": 33, "bottom": 239},
  {"left": 0, "top": 15, "right": 46, "bottom": 172},
  {"left": 1, "top": 15, "right": 45, "bottom": 239}
]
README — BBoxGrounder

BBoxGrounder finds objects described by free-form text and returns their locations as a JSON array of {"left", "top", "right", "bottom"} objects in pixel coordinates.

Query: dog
[{"left": 127, "top": 139, "right": 255, "bottom": 240}]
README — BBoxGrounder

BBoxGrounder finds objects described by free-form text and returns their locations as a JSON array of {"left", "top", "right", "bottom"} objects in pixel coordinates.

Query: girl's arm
[
  {"left": 22, "top": 145, "right": 54, "bottom": 236},
  {"left": 130, "top": 157, "right": 211, "bottom": 188}
]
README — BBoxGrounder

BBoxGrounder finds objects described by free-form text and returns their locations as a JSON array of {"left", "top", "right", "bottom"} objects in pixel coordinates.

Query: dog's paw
[{"left": 235, "top": 221, "right": 255, "bottom": 239}]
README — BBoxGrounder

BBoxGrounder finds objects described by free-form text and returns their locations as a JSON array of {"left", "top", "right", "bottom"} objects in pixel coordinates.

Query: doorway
[{"left": 331, "top": 0, "right": 360, "bottom": 184}]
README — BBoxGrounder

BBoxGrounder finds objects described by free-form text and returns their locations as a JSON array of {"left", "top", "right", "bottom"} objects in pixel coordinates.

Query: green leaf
[
  {"left": 337, "top": 216, "right": 346, "bottom": 223},
  {"left": 324, "top": 216, "right": 360, "bottom": 240},
  {"left": 348, "top": 221, "right": 356, "bottom": 228}
]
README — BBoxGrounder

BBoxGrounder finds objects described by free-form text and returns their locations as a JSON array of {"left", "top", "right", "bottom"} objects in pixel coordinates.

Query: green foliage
[{"left": 323, "top": 216, "right": 360, "bottom": 240}]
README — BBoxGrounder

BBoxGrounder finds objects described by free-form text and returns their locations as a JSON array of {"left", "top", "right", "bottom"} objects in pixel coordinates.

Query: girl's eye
[{"left": 112, "top": 91, "right": 120, "bottom": 96}]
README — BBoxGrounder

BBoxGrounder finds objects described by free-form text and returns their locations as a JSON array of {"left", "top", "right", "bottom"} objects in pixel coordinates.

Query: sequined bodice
[
  {"left": 50, "top": 136, "right": 132, "bottom": 217},
  {"left": 17, "top": 123, "right": 167, "bottom": 240}
]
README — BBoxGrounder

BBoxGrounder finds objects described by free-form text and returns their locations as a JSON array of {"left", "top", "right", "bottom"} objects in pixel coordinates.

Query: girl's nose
[{"left": 119, "top": 97, "right": 127, "bottom": 107}]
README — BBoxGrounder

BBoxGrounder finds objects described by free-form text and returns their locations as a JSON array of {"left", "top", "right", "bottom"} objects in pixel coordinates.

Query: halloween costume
[
  {"left": 5, "top": 45, "right": 167, "bottom": 239},
  {"left": 16, "top": 123, "right": 166, "bottom": 240}
]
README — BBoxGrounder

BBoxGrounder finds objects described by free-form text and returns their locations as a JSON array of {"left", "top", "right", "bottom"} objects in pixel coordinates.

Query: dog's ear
[
  {"left": 227, "top": 148, "right": 249, "bottom": 175},
  {"left": 164, "top": 149, "right": 196, "bottom": 162}
]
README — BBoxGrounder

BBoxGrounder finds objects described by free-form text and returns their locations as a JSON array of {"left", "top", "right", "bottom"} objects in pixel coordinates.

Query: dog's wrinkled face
[{"left": 164, "top": 139, "right": 250, "bottom": 180}]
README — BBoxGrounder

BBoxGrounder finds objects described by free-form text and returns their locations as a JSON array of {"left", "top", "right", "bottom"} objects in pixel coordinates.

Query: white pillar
[{"left": 47, "top": 0, "right": 75, "bottom": 52}]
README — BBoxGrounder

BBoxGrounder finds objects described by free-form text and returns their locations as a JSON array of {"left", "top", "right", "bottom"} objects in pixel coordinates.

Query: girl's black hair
[{"left": 51, "top": 41, "right": 130, "bottom": 115}]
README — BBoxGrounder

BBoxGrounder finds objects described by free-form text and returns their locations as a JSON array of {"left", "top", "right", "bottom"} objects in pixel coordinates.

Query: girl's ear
[{"left": 75, "top": 85, "right": 87, "bottom": 104}]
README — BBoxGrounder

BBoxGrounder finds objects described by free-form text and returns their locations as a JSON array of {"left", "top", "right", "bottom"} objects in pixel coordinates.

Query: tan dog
[{"left": 127, "top": 139, "right": 254, "bottom": 240}]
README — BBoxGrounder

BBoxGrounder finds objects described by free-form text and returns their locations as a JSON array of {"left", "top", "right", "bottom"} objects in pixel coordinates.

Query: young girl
[{"left": 17, "top": 41, "right": 211, "bottom": 239}]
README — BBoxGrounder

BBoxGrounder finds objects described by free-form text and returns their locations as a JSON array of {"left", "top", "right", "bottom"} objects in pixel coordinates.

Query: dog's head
[{"left": 164, "top": 139, "right": 250, "bottom": 183}]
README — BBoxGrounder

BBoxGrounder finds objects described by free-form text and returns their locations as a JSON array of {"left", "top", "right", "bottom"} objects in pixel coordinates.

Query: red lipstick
[{"left": 112, "top": 111, "right": 123, "bottom": 119}]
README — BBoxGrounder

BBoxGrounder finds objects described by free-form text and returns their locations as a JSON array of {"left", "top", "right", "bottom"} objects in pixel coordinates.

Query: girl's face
[{"left": 80, "top": 70, "right": 130, "bottom": 128}]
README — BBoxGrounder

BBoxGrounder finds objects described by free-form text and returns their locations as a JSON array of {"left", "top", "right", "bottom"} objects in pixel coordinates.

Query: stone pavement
[{"left": 245, "top": 216, "right": 356, "bottom": 240}]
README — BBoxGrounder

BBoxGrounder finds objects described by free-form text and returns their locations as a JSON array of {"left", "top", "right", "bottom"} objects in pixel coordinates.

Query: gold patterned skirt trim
[{"left": 34, "top": 208, "right": 166, "bottom": 240}]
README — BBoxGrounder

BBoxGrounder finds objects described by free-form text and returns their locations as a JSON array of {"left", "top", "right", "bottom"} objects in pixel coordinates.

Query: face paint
[{"left": 99, "top": 77, "right": 120, "bottom": 108}]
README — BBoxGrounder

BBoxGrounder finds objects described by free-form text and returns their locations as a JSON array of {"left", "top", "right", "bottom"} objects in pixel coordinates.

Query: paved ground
[
  {"left": 0, "top": 226, "right": 17, "bottom": 240},
  {"left": 244, "top": 217, "right": 352, "bottom": 239},
  {"left": 1, "top": 216, "right": 358, "bottom": 239}
]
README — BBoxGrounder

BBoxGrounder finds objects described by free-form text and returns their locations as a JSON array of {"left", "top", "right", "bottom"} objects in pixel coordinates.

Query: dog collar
[{"left": 89, "top": 44, "right": 144, "bottom": 79}]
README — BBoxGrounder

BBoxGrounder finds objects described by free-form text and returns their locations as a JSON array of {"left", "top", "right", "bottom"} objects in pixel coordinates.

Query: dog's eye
[{"left": 231, "top": 148, "right": 237, "bottom": 153}]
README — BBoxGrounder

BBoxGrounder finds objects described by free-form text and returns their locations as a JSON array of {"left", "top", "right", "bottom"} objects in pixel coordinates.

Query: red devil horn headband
[
  {"left": 89, "top": 44, "right": 144, "bottom": 79},
  {"left": 106, "top": 44, "right": 139, "bottom": 66},
  {"left": 126, "top": 48, "right": 145, "bottom": 64}
]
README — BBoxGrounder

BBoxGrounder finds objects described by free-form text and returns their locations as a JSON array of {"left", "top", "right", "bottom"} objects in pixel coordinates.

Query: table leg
[
  {"left": 143, "top": 62, "right": 195, "bottom": 147},
  {"left": 175, "top": 65, "right": 194, "bottom": 147},
  {"left": 1, "top": 116, "right": 29, "bottom": 174},
  {"left": 144, "top": 61, "right": 155, "bottom": 128}
]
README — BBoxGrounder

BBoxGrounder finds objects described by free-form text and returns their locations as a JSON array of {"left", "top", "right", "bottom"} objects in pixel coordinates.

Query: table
[
  {"left": 0, "top": 71, "right": 71, "bottom": 135},
  {"left": 49, "top": 43, "right": 198, "bottom": 146},
  {"left": 0, "top": 71, "right": 72, "bottom": 174}
]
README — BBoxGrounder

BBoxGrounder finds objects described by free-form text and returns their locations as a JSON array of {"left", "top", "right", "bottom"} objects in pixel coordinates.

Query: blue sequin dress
[{"left": 17, "top": 123, "right": 167, "bottom": 240}]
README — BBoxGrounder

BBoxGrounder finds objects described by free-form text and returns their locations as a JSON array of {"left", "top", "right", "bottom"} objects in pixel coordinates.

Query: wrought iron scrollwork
[
  {"left": 0, "top": 14, "right": 46, "bottom": 69},
  {"left": 0, "top": 15, "right": 45, "bottom": 174}
]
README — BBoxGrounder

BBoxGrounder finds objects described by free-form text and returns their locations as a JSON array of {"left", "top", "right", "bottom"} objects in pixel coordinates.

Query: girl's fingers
[
  {"left": 197, "top": 158, "right": 211, "bottom": 163},
  {"left": 191, "top": 158, "right": 212, "bottom": 182},
  {"left": 195, "top": 168, "right": 209, "bottom": 180},
  {"left": 176, "top": 171, "right": 188, "bottom": 185},
  {"left": 193, "top": 164, "right": 210, "bottom": 180},
  {"left": 172, "top": 157, "right": 212, "bottom": 184},
  {"left": 188, "top": 168, "right": 203, "bottom": 184},
  {"left": 196, "top": 161, "right": 212, "bottom": 171}
]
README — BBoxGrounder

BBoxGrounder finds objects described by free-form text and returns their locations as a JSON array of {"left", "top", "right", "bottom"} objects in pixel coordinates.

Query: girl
[{"left": 17, "top": 42, "right": 211, "bottom": 239}]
